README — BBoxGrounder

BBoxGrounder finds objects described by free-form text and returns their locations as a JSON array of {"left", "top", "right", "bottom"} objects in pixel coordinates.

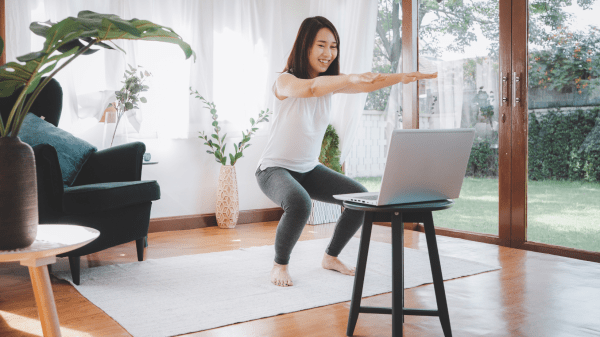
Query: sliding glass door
[
  {"left": 349, "top": 0, "right": 600, "bottom": 261},
  {"left": 416, "top": 0, "right": 500, "bottom": 236},
  {"left": 403, "top": 0, "right": 600, "bottom": 261},
  {"left": 525, "top": 1, "right": 600, "bottom": 252}
]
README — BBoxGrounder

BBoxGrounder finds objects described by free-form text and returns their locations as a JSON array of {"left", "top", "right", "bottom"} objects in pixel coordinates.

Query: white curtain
[
  {"left": 5, "top": 0, "right": 377, "bottom": 154},
  {"left": 309, "top": 0, "right": 379, "bottom": 164},
  {"left": 476, "top": 57, "right": 499, "bottom": 128},
  {"left": 384, "top": 57, "right": 403, "bottom": 148},
  {"left": 210, "top": 0, "right": 295, "bottom": 137},
  {"left": 435, "top": 59, "right": 464, "bottom": 129},
  {"left": 5, "top": 0, "right": 210, "bottom": 138}
]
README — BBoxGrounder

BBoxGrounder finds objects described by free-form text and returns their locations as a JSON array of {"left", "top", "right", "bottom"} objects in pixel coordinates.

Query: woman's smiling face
[{"left": 308, "top": 28, "right": 338, "bottom": 78}]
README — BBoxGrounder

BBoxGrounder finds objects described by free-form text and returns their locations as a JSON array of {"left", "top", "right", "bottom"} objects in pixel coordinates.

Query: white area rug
[{"left": 54, "top": 238, "right": 500, "bottom": 337}]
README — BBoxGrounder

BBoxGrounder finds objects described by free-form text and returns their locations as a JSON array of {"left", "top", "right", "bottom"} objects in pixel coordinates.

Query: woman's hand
[
  {"left": 401, "top": 71, "right": 438, "bottom": 84},
  {"left": 332, "top": 71, "right": 438, "bottom": 95},
  {"left": 349, "top": 72, "right": 386, "bottom": 85}
]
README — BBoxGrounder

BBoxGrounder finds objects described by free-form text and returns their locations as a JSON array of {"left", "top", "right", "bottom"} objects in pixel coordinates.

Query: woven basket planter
[
  {"left": 216, "top": 165, "right": 239, "bottom": 228},
  {"left": 307, "top": 200, "right": 342, "bottom": 225}
]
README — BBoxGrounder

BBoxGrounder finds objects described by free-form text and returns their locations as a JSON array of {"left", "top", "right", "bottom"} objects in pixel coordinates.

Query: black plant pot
[{"left": 0, "top": 136, "right": 38, "bottom": 250}]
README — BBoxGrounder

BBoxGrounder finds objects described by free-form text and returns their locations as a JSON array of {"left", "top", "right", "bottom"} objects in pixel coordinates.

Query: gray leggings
[{"left": 255, "top": 164, "right": 368, "bottom": 265}]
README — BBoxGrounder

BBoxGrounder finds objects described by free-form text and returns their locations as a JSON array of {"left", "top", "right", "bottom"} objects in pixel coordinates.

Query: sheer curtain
[
  {"left": 309, "top": 0, "right": 378, "bottom": 164},
  {"left": 210, "top": 0, "right": 291, "bottom": 137},
  {"left": 435, "top": 59, "right": 464, "bottom": 129},
  {"left": 5, "top": 0, "right": 211, "bottom": 138},
  {"left": 5, "top": 0, "right": 377, "bottom": 154}
]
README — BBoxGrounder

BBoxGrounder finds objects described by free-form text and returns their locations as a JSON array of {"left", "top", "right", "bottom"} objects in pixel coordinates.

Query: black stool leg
[
  {"left": 423, "top": 212, "right": 452, "bottom": 337},
  {"left": 391, "top": 212, "right": 404, "bottom": 337},
  {"left": 347, "top": 212, "right": 374, "bottom": 336}
]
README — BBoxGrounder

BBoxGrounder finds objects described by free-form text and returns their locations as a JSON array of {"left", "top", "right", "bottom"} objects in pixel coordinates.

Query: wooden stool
[{"left": 344, "top": 199, "right": 454, "bottom": 337}]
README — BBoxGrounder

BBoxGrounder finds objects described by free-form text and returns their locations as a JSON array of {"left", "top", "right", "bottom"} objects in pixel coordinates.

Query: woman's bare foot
[
  {"left": 321, "top": 253, "right": 356, "bottom": 276},
  {"left": 271, "top": 262, "right": 294, "bottom": 287}
]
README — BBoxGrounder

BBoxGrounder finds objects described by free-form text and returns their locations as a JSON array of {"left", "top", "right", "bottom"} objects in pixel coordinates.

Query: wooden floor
[{"left": 1, "top": 221, "right": 600, "bottom": 337}]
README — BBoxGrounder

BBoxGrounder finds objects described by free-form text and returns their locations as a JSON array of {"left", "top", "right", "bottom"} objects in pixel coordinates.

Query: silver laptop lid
[{"left": 377, "top": 129, "right": 475, "bottom": 205}]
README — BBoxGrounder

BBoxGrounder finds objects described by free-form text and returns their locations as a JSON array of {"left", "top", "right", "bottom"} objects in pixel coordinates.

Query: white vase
[
  {"left": 216, "top": 165, "right": 239, "bottom": 228},
  {"left": 103, "top": 110, "right": 129, "bottom": 148}
]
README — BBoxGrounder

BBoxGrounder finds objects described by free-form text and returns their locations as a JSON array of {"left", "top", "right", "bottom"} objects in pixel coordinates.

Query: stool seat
[{"left": 346, "top": 199, "right": 453, "bottom": 337}]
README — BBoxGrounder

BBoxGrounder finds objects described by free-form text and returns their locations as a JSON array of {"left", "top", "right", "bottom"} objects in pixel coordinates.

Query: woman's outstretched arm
[
  {"left": 333, "top": 71, "right": 437, "bottom": 94},
  {"left": 275, "top": 72, "right": 386, "bottom": 99}
]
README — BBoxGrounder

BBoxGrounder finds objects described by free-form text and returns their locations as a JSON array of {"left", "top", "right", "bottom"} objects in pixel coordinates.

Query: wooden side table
[
  {"left": 343, "top": 200, "right": 454, "bottom": 337},
  {"left": 0, "top": 225, "right": 99, "bottom": 337}
]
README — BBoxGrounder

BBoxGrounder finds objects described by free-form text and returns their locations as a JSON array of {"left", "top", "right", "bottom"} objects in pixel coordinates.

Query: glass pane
[
  {"left": 416, "top": 0, "right": 500, "bottom": 235},
  {"left": 527, "top": 1, "right": 600, "bottom": 251},
  {"left": 348, "top": 1, "right": 402, "bottom": 188}
]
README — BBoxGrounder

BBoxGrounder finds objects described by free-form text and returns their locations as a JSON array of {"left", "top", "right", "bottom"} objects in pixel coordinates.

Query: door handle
[
  {"left": 501, "top": 73, "right": 508, "bottom": 107},
  {"left": 513, "top": 72, "right": 520, "bottom": 107}
]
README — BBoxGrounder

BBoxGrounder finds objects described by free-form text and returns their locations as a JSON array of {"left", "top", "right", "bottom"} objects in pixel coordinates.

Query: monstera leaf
[{"left": 0, "top": 10, "right": 196, "bottom": 137}]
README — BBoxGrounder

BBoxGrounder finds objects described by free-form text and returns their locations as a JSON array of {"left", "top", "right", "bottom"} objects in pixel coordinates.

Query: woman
[{"left": 256, "top": 16, "right": 437, "bottom": 287}]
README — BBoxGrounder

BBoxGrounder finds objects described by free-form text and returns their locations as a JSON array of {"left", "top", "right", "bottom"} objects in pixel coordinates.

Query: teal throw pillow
[{"left": 19, "top": 113, "right": 97, "bottom": 186}]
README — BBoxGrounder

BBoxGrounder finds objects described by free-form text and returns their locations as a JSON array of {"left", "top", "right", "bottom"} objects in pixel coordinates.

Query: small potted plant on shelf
[
  {"left": 190, "top": 88, "right": 272, "bottom": 228},
  {"left": 104, "top": 64, "right": 152, "bottom": 148},
  {"left": 308, "top": 124, "right": 344, "bottom": 225}
]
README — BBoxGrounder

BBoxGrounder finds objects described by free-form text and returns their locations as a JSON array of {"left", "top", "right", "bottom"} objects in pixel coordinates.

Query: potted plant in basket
[
  {"left": 0, "top": 11, "right": 195, "bottom": 250},
  {"left": 308, "top": 124, "right": 344, "bottom": 225},
  {"left": 190, "top": 88, "right": 272, "bottom": 228}
]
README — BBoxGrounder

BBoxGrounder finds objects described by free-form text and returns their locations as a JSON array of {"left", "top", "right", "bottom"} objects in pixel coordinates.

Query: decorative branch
[{"left": 190, "top": 87, "right": 271, "bottom": 166}]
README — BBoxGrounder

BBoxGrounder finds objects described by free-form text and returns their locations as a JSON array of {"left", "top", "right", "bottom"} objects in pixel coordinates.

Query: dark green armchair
[{"left": 0, "top": 78, "right": 160, "bottom": 285}]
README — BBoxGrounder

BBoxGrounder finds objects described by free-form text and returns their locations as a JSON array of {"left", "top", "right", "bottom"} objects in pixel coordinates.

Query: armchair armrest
[
  {"left": 32, "top": 144, "right": 64, "bottom": 219},
  {"left": 73, "top": 142, "right": 145, "bottom": 186}
]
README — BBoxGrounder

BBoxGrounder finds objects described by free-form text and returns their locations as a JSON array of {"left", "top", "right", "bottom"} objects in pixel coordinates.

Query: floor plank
[{"left": 1, "top": 222, "right": 600, "bottom": 337}]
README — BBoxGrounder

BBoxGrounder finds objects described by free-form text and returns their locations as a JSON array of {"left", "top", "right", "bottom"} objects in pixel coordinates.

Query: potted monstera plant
[
  {"left": 0, "top": 11, "right": 195, "bottom": 250},
  {"left": 308, "top": 124, "right": 344, "bottom": 225}
]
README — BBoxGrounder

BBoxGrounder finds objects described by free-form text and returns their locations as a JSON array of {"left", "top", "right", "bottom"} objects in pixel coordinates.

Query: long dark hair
[{"left": 284, "top": 16, "right": 340, "bottom": 79}]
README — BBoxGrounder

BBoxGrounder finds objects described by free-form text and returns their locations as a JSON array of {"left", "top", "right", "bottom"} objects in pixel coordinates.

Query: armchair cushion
[
  {"left": 32, "top": 143, "right": 65, "bottom": 217},
  {"left": 62, "top": 180, "right": 160, "bottom": 214},
  {"left": 73, "top": 142, "right": 145, "bottom": 186},
  {"left": 19, "top": 113, "right": 96, "bottom": 186}
]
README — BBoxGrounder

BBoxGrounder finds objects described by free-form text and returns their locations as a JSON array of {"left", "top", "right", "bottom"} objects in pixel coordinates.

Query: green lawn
[{"left": 354, "top": 176, "right": 600, "bottom": 252}]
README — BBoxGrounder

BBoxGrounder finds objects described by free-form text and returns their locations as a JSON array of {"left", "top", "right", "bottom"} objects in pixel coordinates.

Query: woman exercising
[{"left": 256, "top": 16, "right": 437, "bottom": 287}]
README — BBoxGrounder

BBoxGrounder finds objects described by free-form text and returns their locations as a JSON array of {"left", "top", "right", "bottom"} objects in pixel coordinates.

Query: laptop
[{"left": 333, "top": 128, "right": 475, "bottom": 206}]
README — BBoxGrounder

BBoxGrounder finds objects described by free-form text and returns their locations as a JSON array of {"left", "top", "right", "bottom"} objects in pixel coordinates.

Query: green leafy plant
[
  {"left": 190, "top": 88, "right": 271, "bottom": 166},
  {"left": 529, "top": 26, "right": 600, "bottom": 94},
  {"left": 319, "top": 124, "right": 343, "bottom": 173},
  {"left": 466, "top": 138, "right": 498, "bottom": 178},
  {"left": 108, "top": 64, "right": 151, "bottom": 146},
  {"left": 528, "top": 108, "right": 600, "bottom": 182},
  {"left": 464, "top": 108, "right": 600, "bottom": 182},
  {"left": 0, "top": 10, "right": 195, "bottom": 138}
]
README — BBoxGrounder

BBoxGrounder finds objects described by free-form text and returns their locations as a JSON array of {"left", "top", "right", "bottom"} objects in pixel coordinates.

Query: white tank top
[{"left": 257, "top": 85, "right": 333, "bottom": 173}]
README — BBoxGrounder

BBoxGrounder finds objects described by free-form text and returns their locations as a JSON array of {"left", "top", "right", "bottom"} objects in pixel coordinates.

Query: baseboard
[
  {"left": 148, "top": 207, "right": 284, "bottom": 233},
  {"left": 149, "top": 210, "right": 497, "bottom": 246},
  {"left": 150, "top": 211, "right": 597, "bottom": 263}
]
